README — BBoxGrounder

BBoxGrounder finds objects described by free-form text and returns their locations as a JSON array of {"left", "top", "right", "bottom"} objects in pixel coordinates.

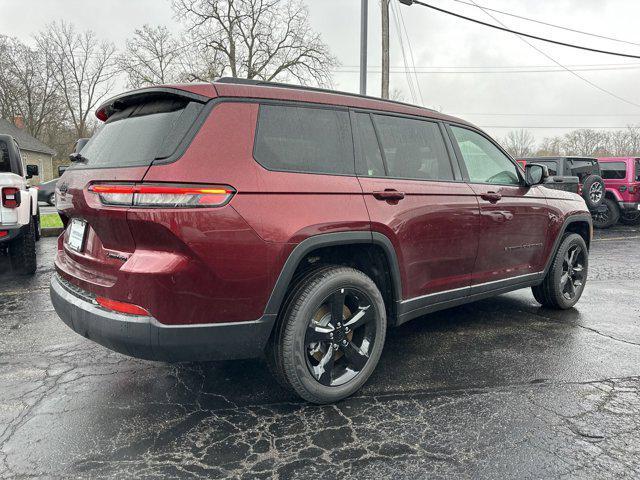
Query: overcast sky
[{"left": 1, "top": 0, "right": 640, "bottom": 142}]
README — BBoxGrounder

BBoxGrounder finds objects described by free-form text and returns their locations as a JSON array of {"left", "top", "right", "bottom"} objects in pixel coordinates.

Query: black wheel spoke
[
  {"left": 314, "top": 346, "right": 336, "bottom": 386},
  {"left": 343, "top": 305, "right": 374, "bottom": 330},
  {"left": 341, "top": 341, "right": 369, "bottom": 371},
  {"left": 330, "top": 290, "right": 346, "bottom": 325},
  {"left": 306, "top": 324, "right": 334, "bottom": 345}
]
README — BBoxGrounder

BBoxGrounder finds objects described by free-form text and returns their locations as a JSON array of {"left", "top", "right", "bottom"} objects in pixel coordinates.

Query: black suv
[{"left": 521, "top": 157, "right": 609, "bottom": 227}]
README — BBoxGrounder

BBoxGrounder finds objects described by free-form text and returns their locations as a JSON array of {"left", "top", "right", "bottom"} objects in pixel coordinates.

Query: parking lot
[{"left": 0, "top": 225, "right": 639, "bottom": 479}]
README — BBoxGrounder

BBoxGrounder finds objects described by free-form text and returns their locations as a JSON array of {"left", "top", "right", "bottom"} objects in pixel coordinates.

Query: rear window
[
  {"left": 78, "top": 98, "right": 204, "bottom": 168},
  {"left": 568, "top": 158, "right": 599, "bottom": 181},
  {"left": 601, "top": 161, "right": 627, "bottom": 180},
  {"left": 254, "top": 104, "right": 353, "bottom": 175}
]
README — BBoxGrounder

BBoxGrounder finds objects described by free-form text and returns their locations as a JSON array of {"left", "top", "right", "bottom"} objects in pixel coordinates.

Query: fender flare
[
  {"left": 263, "top": 231, "right": 403, "bottom": 316},
  {"left": 542, "top": 213, "right": 593, "bottom": 276},
  {"left": 605, "top": 188, "right": 623, "bottom": 202}
]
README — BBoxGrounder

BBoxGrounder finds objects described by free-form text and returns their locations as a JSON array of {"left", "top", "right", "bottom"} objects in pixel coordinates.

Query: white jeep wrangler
[{"left": 0, "top": 134, "right": 41, "bottom": 274}]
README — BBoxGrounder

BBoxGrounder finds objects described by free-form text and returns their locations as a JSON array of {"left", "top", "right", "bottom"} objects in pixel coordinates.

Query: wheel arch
[
  {"left": 263, "top": 232, "right": 403, "bottom": 322},
  {"left": 543, "top": 213, "right": 592, "bottom": 275}
]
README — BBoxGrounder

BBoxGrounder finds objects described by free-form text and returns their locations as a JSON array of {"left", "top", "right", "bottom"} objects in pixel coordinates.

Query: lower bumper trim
[{"left": 50, "top": 274, "right": 276, "bottom": 362}]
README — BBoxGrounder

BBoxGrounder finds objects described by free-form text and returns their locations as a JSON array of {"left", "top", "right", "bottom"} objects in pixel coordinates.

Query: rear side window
[
  {"left": 372, "top": 114, "right": 453, "bottom": 181},
  {"left": 254, "top": 105, "right": 353, "bottom": 175},
  {"left": 569, "top": 159, "right": 600, "bottom": 181},
  {"left": 636, "top": 159, "right": 640, "bottom": 181},
  {"left": 0, "top": 140, "right": 9, "bottom": 173},
  {"left": 354, "top": 113, "right": 385, "bottom": 177},
  {"left": 79, "top": 98, "right": 204, "bottom": 168},
  {"left": 600, "top": 162, "right": 627, "bottom": 180}
]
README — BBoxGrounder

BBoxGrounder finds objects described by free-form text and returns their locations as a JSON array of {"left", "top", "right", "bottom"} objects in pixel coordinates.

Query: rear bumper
[
  {"left": 50, "top": 274, "right": 276, "bottom": 362},
  {"left": 0, "top": 225, "right": 23, "bottom": 245},
  {"left": 619, "top": 201, "right": 640, "bottom": 211}
]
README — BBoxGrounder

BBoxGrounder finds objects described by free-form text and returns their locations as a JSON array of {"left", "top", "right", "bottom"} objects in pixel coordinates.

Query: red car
[
  {"left": 597, "top": 157, "right": 640, "bottom": 225},
  {"left": 51, "top": 79, "right": 592, "bottom": 403}
]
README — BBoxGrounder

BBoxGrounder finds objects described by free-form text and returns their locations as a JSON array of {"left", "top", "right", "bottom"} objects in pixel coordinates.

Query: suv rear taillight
[
  {"left": 88, "top": 184, "right": 235, "bottom": 208},
  {"left": 2, "top": 187, "right": 20, "bottom": 208}
]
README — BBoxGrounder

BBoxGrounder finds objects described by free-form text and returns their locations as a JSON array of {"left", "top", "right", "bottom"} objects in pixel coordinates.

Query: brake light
[
  {"left": 88, "top": 184, "right": 235, "bottom": 208},
  {"left": 0, "top": 231, "right": 7, "bottom": 238},
  {"left": 2, "top": 187, "right": 20, "bottom": 208},
  {"left": 96, "top": 296, "right": 150, "bottom": 316}
]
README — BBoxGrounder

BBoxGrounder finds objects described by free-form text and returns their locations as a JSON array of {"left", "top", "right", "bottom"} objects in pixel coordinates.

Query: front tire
[
  {"left": 9, "top": 217, "right": 37, "bottom": 275},
  {"left": 620, "top": 209, "right": 640, "bottom": 226},
  {"left": 532, "top": 233, "right": 588, "bottom": 309},
  {"left": 270, "top": 266, "right": 386, "bottom": 404}
]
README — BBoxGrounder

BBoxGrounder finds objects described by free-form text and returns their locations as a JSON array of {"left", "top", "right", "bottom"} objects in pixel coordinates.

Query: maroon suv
[{"left": 51, "top": 79, "right": 592, "bottom": 403}]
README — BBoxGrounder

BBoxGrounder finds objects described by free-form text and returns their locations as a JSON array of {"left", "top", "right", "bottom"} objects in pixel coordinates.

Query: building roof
[{"left": 0, "top": 117, "right": 56, "bottom": 156}]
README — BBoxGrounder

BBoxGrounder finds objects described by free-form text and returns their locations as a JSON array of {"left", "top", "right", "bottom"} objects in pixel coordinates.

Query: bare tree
[
  {"left": 38, "top": 22, "right": 116, "bottom": 138},
  {"left": 0, "top": 36, "right": 61, "bottom": 138},
  {"left": 561, "top": 129, "right": 607, "bottom": 157},
  {"left": 535, "top": 136, "right": 563, "bottom": 156},
  {"left": 172, "top": 0, "right": 338, "bottom": 86},
  {"left": 119, "top": 25, "right": 181, "bottom": 88},
  {"left": 501, "top": 129, "right": 535, "bottom": 158}
]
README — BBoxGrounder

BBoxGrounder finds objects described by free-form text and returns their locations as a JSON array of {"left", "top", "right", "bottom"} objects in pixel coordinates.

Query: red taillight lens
[
  {"left": 0, "top": 231, "right": 8, "bottom": 238},
  {"left": 88, "top": 184, "right": 235, "bottom": 208},
  {"left": 2, "top": 187, "right": 20, "bottom": 208},
  {"left": 96, "top": 296, "right": 150, "bottom": 316}
]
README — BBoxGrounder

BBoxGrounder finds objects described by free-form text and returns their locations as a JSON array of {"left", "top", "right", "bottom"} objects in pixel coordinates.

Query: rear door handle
[
  {"left": 373, "top": 189, "right": 405, "bottom": 201},
  {"left": 480, "top": 191, "right": 502, "bottom": 203}
]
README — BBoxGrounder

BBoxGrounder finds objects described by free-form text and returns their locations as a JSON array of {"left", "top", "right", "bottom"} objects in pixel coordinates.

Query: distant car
[
  {"left": 521, "top": 156, "right": 610, "bottom": 227},
  {"left": 598, "top": 157, "right": 640, "bottom": 225},
  {"left": 37, "top": 178, "right": 58, "bottom": 206}
]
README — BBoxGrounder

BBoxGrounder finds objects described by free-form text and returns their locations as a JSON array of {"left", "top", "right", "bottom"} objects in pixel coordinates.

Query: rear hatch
[{"left": 56, "top": 89, "right": 210, "bottom": 290}]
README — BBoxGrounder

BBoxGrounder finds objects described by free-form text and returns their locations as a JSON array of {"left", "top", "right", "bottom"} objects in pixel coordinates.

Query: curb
[{"left": 42, "top": 227, "right": 64, "bottom": 238}]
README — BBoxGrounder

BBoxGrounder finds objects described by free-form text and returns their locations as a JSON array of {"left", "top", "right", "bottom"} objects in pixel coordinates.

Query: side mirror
[
  {"left": 58, "top": 165, "right": 68, "bottom": 176},
  {"left": 26, "top": 164, "right": 39, "bottom": 179},
  {"left": 525, "top": 163, "right": 549, "bottom": 186}
]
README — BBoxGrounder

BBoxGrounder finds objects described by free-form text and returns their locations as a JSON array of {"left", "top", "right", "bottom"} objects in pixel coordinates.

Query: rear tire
[
  {"left": 269, "top": 266, "right": 386, "bottom": 404},
  {"left": 532, "top": 233, "right": 588, "bottom": 310},
  {"left": 9, "top": 217, "right": 37, "bottom": 275},
  {"left": 592, "top": 198, "right": 619, "bottom": 229},
  {"left": 48, "top": 193, "right": 55, "bottom": 206},
  {"left": 34, "top": 209, "right": 41, "bottom": 241},
  {"left": 620, "top": 209, "right": 640, "bottom": 226},
  {"left": 581, "top": 175, "right": 605, "bottom": 209}
]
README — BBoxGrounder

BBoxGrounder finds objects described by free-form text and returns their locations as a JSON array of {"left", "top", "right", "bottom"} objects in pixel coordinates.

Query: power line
[
  {"left": 444, "top": 0, "right": 640, "bottom": 48},
  {"left": 333, "top": 65, "right": 640, "bottom": 74},
  {"left": 464, "top": 0, "right": 640, "bottom": 110},
  {"left": 396, "top": 2, "right": 424, "bottom": 104},
  {"left": 390, "top": 1, "right": 418, "bottom": 103},
  {"left": 399, "top": 0, "right": 640, "bottom": 60}
]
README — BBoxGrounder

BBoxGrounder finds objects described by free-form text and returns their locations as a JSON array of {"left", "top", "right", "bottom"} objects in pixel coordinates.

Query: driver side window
[{"left": 450, "top": 126, "right": 520, "bottom": 185}]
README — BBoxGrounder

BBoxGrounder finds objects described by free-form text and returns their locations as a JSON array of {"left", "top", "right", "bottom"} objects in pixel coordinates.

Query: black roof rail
[{"left": 214, "top": 77, "right": 438, "bottom": 113}]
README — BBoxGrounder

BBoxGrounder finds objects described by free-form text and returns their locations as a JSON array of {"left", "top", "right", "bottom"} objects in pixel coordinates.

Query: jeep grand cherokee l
[{"left": 51, "top": 79, "right": 592, "bottom": 403}]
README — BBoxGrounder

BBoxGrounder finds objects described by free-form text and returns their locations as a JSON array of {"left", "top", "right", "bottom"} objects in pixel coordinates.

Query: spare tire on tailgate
[{"left": 581, "top": 174, "right": 605, "bottom": 209}]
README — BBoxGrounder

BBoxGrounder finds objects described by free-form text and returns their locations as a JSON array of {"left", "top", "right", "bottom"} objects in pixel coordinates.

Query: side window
[
  {"left": 354, "top": 113, "right": 385, "bottom": 177},
  {"left": 254, "top": 104, "right": 354, "bottom": 175},
  {"left": 0, "top": 140, "right": 9, "bottom": 173},
  {"left": 450, "top": 126, "right": 520, "bottom": 185},
  {"left": 372, "top": 114, "right": 454, "bottom": 181},
  {"left": 600, "top": 162, "right": 627, "bottom": 180}
]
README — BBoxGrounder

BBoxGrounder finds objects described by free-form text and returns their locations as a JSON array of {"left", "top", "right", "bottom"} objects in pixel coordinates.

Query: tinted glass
[
  {"left": 451, "top": 126, "right": 520, "bottom": 185},
  {"left": 636, "top": 159, "right": 640, "bottom": 181},
  {"left": 354, "top": 113, "right": 385, "bottom": 177},
  {"left": 79, "top": 99, "right": 203, "bottom": 168},
  {"left": 568, "top": 158, "right": 599, "bottom": 181},
  {"left": 0, "top": 140, "right": 9, "bottom": 173},
  {"left": 532, "top": 160, "right": 558, "bottom": 176},
  {"left": 254, "top": 105, "right": 353, "bottom": 175},
  {"left": 600, "top": 162, "right": 627, "bottom": 180},
  {"left": 372, "top": 115, "right": 453, "bottom": 181}
]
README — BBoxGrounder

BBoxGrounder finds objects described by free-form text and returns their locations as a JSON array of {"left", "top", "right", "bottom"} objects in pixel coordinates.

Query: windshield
[{"left": 78, "top": 98, "right": 204, "bottom": 168}]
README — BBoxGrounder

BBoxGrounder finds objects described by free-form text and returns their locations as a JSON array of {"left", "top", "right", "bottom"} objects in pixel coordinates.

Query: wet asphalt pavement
[{"left": 1, "top": 226, "right": 639, "bottom": 479}]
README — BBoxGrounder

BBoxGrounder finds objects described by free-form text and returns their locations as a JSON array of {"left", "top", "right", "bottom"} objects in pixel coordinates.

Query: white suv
[{"left": 0, "top": 134, "right": 40, "bottom": 274}]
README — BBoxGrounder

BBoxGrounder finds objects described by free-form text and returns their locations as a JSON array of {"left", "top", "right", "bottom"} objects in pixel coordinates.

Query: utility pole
[
  {"left": 381, "top": 0, "right": 390, "bottom": 99},
  {"left": 360, "top": 0, "right": 368, "bottom": 95}
]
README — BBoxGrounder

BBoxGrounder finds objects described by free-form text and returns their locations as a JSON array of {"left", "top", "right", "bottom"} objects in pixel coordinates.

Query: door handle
[
  {"left": 373, "top": 189, "right": 405, "bottom": 201},
  {"left": 480, "top": 191, "right": 502, "bottom": 203}
]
